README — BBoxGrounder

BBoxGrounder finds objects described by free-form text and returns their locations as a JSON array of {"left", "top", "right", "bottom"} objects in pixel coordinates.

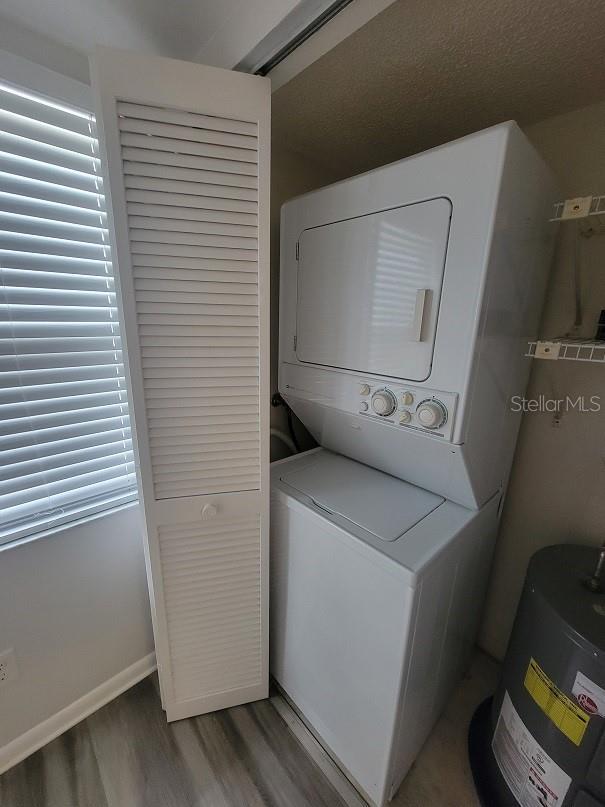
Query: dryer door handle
[{"left": 410, "top": 289, "right": 428, "bottom": 342}]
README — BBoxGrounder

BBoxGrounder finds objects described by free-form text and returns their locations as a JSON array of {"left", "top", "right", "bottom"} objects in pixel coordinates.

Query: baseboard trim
[{"left": 0, "top": 652, "right": 156, "bottom": 775}]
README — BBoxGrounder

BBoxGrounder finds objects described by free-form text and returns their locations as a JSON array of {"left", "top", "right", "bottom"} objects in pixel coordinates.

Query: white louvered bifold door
[{"left": 90, "top": 48, "right": 270, "bottom": 720}]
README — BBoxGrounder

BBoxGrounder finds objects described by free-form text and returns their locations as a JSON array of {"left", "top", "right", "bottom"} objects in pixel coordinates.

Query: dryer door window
[{"left": 296, "top": 197, "right": 452, "bottom": 382}]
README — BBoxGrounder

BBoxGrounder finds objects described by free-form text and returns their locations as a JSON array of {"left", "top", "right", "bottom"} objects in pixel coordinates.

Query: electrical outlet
[{"left": 0, "top": 648, "right": 18, "bottom": 686}]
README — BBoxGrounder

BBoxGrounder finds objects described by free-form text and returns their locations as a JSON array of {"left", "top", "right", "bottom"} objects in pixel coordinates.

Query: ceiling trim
[
  {"left": 267, "top": 0, "right": 397, "bottom": 92},
  {"left": 238, "top": 0, "right": 355, "bottom": 76}
]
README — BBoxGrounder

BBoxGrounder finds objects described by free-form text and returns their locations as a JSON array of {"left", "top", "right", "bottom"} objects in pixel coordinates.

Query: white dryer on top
[{"left": 279, "top": 121, "right": 559, "bottom": 508}]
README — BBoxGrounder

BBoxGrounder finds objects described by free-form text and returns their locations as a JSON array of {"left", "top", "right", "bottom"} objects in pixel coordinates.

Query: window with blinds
[{"left": 0, "top": 80, "right": 136, "bottom": 546}]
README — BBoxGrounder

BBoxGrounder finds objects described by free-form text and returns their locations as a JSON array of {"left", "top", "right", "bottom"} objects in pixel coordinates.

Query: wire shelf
[{"left": 526, "top": 339, "right": 605, "bottom": 363}]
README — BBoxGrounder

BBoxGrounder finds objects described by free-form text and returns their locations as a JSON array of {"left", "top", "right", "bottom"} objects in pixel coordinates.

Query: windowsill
[{"left": 0, "top": 499, "right": 140, "bottom": 554}]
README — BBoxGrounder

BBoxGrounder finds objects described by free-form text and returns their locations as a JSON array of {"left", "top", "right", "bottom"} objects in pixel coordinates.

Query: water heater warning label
[
  {"left": 524, "top": 658, "right": 589, "bottom": 746},
  {"left": 492, "top": 692, "right": 571, "bottom": 807}
]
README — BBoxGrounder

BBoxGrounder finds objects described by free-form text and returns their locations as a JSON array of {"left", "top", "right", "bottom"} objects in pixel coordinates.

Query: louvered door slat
[
  {"left": 116, "top": 101, "right": 258, "bottom": 136},
  {"left": 92, "top": 47, "right": 269, "bottom": 721},
  {"left": 127, "top": 203, "right": 257, "bottom": 226},
  {"left": 133, "top": 256, "right": 257, "bottom": 273},
  {"left": 124, "top": 174, "right": 257, "bottom": 202},
  {"left": 138, "top": 295, "right": 258, "bottom": 308},
  {"left": 130, "top": 230, "right": 257, "bottom": 250},
  {"left": 123, "top": 162, "right": 258, "bottom": 190},
  {"left": 149, "top": 441, "right": 257, "bottom": 458},
  {"left": 147, "top": 395, "right": 258, "bottom": 410},
  {"left": 132, "top": 244, "right": 256, "bottom": 261},
  {"left": 134, "top": 268, "right": 256, "bottom": 285},
  {"left": 126, "top": 189, "right": 256, "bottom": 214},
  {"left": 117, "top": 117, "right": 257, "bottom": 150},
  {"left": 120, "top": 132, "right": 257, "bottom": 164},
  {"left": 121, "top": 146, "right": 258, "bottom": 177},
  {"left": 129, "top": 216, "right": 257, "bottom": 238}
]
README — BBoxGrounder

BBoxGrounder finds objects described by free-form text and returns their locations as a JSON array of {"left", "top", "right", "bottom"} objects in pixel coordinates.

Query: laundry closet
[
  {"left": 269, "top": 119, "right": 557, "bottom": 803},
  {"left": 1, "top": 1, "right": 605, "bottom": 805},
  {"left": 265, "top": 8, "right": 605, "bottom": 806},
  {"left": 83, "top": 19, "right": 605, "bottom": 807}
]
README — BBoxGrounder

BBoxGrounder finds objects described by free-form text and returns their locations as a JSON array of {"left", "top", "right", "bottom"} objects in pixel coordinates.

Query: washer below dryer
[{"left": 270, "top": 448, "right": 500, "bottom": 807}]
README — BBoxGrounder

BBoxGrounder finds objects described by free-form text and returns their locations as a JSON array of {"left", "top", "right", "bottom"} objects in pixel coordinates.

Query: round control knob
[
  {"left": 399, "top": 411, "right": 412, "bottom": 425},
  {"left": 416, "top": 400, "right": 447, "bottom": 430},
  {"left": 371, "top": 389, "right": 397, "bottom": 417},
  {"left": 360, "top": 401, "right": 369, "bottom": 412},
  {"left": 359, "top": 383, "right": 371, "bottom": 396},
  {"left": 401, "top": 391, "right": 414, "bottom": 406}
]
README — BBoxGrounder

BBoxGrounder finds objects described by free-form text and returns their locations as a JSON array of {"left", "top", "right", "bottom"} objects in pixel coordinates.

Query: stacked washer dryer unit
[{"left": 271, "top": 122, "right": 559, "bottom": 807}]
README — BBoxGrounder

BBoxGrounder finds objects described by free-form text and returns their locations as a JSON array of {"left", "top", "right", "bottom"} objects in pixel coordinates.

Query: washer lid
[{"left": 280, "top": 451, "right": 444, "bottom": 542}]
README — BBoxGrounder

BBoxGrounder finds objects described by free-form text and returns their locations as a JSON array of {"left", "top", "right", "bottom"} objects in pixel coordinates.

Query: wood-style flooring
[{"left": 0, "top": 652, "right": 499, "bottom": 807}]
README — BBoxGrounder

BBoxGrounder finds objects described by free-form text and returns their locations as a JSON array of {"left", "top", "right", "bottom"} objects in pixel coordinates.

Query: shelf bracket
[{"left": 550, "top": 195, "right": 605, "bottom": 222}]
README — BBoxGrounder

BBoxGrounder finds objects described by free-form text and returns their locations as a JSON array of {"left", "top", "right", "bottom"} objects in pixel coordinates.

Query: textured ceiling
[{"left": 272, "top": 0, "right": 605, "bottom": 178}]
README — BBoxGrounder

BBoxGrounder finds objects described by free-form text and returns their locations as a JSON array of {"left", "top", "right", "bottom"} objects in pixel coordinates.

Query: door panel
[{"left": 91, "top": 47, "right": 269, "bottom": 720}]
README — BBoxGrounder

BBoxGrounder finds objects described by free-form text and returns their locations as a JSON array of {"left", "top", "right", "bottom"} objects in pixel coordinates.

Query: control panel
[
  {"left": 357, "top": 379, "right": 456, "bottom": 439},
  {"left": 279, "top": 363, "right": 458, "bottom": 442}
]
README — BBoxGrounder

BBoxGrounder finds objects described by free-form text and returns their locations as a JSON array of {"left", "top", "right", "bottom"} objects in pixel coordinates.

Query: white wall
[
  {"left": 0, "top": 14, "right": 89, "bottom": 83},
  {"left": 0, "top": 506, "right": 154, "bottom": 759},
  {"left": 479, "top": 99, "right": 605, "bottom": 659},
  {"left": 0, "top": 504, "right": 153, "bottom": 767}
]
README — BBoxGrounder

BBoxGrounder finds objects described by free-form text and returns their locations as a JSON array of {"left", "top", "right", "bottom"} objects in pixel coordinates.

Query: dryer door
[{"left": 296, "top": 197, "right": 451, "bottom": 382}]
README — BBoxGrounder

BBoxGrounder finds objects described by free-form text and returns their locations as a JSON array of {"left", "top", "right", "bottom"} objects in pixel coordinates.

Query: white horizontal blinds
[
  {"left": 0, "top": 81, "right": 136, "bottom": 544},
  {"left": 116, "top": 102, "right": 260, "bottom": 498},
  {"left": 159, "top": 513, "right": 262, "bottom": 702}
]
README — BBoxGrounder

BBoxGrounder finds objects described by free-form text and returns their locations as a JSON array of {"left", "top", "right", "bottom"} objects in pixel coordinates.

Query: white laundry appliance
[
  {"left": 271, "top": 448, "right": 499, "bottom": 806},
  {"left": 271, "top": 122, "right": 559, "bottom": 806},
  {"left": 278, "top": 121, "right": 558, "bottom": 509}
]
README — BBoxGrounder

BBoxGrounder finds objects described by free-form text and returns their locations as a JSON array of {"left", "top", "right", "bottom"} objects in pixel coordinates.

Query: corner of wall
[{"left": 0, "top": 14, "right": 89, "bottom": 84}]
